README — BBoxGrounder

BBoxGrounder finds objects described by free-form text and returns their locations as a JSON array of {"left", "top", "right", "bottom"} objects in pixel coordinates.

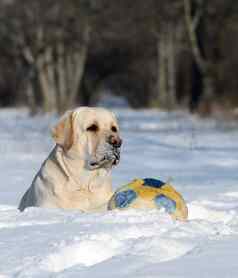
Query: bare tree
[
  {"left": 183, "top": 0, "right": 238, "bottom": 113},
  {"left": 0, "top": 0, "right": 91, "bottom": 113},
  {"left": 184, "top": 0, "right": 213, "bottom": 109},
  {"left": 153, "top": 2, "right": 183, "bottom": 109}
]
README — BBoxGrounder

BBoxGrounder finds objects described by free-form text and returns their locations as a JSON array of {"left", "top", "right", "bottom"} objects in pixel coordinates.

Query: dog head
[{"left": 51, "top": 107, "right": 122, "bottom": 170}]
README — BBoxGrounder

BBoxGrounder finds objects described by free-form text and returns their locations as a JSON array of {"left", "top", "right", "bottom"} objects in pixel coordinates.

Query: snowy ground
[{"left": 0, "top": 108, "right": 238, "bottom": 277}]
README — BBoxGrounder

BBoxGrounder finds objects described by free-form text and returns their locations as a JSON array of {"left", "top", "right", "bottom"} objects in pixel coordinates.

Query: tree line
[{"left": 0, "top": 0, "right": 237, "bottom": 115}]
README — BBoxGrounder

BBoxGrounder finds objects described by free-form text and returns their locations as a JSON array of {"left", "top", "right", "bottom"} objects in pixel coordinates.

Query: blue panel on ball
[
  {"left": 154, "top": 194, "right": 176, "bottom": 213},
  {"left": 143, "top": 178, "right": 165, "bottom": 188},
  {"left": 115, "top": 190, "right": 137, "bottom": 208}
]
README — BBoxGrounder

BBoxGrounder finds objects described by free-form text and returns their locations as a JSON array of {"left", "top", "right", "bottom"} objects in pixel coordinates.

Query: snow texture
[{"left": 0, "top": 108, "right": 238, "bottom": 277}]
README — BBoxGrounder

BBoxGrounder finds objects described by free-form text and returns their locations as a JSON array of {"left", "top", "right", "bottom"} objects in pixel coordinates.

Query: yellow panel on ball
[{"left": 108, "top": 178, "right": 188, "bottom": 221}]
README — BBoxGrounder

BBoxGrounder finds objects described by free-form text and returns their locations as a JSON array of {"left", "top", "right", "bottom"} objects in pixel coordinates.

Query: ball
[{"left": 108, "top": 178, "right": 188, "bottom": 221}]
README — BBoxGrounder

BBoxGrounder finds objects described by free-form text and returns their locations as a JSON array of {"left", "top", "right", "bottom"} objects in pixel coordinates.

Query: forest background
[{"left": 0, "top": 0, "right": 237, "bottom": 118}]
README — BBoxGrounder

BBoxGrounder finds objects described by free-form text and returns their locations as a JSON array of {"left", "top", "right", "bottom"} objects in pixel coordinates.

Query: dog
[{"left": 18, "top": 107, "right": 122, "bottom": 212}]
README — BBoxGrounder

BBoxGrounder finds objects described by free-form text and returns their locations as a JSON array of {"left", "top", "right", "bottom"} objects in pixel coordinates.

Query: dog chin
[{"left": 88, "top": 152, "right": 120, "bottom": 170}]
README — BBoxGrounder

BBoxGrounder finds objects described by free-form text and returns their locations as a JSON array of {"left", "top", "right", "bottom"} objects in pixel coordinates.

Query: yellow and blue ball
[{"left": 108, "top": 178, "right": 188, "bottom": 221}]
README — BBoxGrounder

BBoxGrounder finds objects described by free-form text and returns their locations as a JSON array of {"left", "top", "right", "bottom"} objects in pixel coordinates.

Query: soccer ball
[{"left": 108, "top": 178, "right": 188, "bottom": 221}]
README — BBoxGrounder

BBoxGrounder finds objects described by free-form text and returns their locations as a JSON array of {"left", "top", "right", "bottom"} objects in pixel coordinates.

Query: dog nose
[{"left": 108, "top": 135, "right": 122, "bottom": 148}]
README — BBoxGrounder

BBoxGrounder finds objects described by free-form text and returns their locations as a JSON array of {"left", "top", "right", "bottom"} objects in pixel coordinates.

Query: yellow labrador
[{"left": 18, "top": 107, "right": 122, "bottom": 212}]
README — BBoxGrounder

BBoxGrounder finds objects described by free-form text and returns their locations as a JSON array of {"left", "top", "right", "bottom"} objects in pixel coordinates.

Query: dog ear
[{"left": 51, "top": 110, "right": 75, "bottom": 151}]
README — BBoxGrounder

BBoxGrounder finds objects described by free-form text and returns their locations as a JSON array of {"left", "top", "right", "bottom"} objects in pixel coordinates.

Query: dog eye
[
  {"left": 111, "top": 126, "right": 117, "bottom": 132},
  {"left": 87, "top": 124, "right": 98, "bottom": 132}
]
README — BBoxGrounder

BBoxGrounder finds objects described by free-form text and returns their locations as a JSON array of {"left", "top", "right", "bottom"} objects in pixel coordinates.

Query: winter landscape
[
  {"left": 0, "top": 1, "right": 238, "bottom": 277},
  {"left": 0, "top": 108, "right": 238, "bottom": 278}
]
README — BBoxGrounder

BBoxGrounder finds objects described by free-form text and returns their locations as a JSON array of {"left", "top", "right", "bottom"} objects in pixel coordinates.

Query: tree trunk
[
  {"left": 66, "top": 48, "right": 88, "bottom": 109},
  {"left": 198, "top": 73, "right": 214, "bottom": 115},
  {"left": 54, "top": 24, "right": 90, "bottom": 112},
  {"left": 26, "top": 78, "right": 37, "bottom": 115},
  {"left": 56, "top": 42, "right": 67, "bottom": 113},
  {"left": 184, "top": 0, "right": 215, "bottom": 114},
  {"left": 65, "top": 25, "right": 90, "bottom": 110},
  {"left": 157, "top": 32, "right": 167, "bottom": 108},
  {"left": 156, "top": 23, "right": 177, "bottom": 109},
  {"left": 167, "top": 23, "right": 176, "bottom": 109},
  {"left": 36, "top": 48, "right": 57, "bottom": 112}
]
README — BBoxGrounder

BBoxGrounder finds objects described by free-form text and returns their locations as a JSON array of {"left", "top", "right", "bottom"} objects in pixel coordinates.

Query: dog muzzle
[{"left": 88, "top": 146, "right": 121, "bottom": 170}]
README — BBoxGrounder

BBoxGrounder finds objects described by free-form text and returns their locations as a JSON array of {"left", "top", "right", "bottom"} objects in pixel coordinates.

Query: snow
[{"left": 0, "top": 108, "right": 238, "bottom": 277}]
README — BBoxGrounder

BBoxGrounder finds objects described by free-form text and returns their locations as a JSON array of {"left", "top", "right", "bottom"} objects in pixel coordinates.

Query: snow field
[{"left": 0, "top": 108, "right": 238, "bottom": 277}]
